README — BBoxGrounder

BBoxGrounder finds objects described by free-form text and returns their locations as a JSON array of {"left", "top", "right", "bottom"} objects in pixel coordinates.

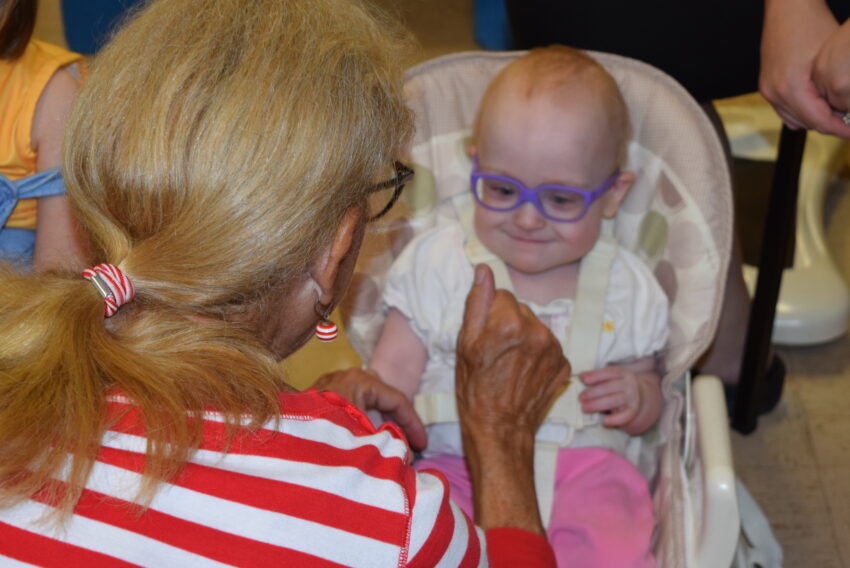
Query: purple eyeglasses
[{"left": 470, "top": 158, "right": 619, "bottom": 222}]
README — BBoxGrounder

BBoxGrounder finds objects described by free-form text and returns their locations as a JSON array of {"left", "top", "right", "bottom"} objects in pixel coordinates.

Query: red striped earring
[{"left": 314, "top": 302, "right": 338, "bottom": 342}]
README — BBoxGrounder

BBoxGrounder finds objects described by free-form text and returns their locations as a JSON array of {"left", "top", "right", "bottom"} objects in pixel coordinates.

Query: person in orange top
[{"left": 0, "top": 0, "right": 88, "bottom": 269}]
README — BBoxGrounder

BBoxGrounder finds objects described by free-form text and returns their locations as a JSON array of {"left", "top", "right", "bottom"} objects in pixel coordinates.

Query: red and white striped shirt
[{"left": 0, "top": 390, "right": 487, "bottom": 567}]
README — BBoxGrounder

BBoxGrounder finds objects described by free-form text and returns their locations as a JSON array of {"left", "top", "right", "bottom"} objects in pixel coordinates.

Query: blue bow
[
  {"left": 0, "top": 168, "right": 68, "bottom": 267},
  {"left": 0, "top": 168, "right": 67, "bottom": 226}
]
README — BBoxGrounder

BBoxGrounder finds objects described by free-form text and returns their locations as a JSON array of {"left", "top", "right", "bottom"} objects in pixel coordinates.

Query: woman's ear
[
  {"left": 309, "top": 206, "right": 364, "bottom": 305},
  {"left": 602, "top": 170, "right": 635, "bottom": 218}
]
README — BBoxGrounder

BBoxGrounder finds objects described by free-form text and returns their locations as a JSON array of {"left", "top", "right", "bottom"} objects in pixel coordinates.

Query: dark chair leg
[{"left": 732, "top": 126, "right": 806, "bottom": 434}]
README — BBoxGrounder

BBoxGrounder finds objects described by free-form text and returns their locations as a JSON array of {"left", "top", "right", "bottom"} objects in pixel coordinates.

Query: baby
[{"left": 369, "top": 46, "right": 667, "bottom": 567}]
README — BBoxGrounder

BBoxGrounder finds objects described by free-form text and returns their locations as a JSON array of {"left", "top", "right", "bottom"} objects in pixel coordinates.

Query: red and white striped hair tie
[{"left": 82, "top": 263, "right": 135, "bottom": 318}]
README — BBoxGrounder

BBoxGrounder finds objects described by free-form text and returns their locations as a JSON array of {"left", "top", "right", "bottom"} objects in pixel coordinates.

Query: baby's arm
[
  {"left": 31, "top": 67, "right": 90, "bottom": 271},
  {"left": 578, "top": 355, "right": 663, "bottom": 436},
  {"left": 369, "top": 308, "right": 428, "bottom": 401},
  {"left": 312, "top": 309, "right": 427, "bottom": 447}
]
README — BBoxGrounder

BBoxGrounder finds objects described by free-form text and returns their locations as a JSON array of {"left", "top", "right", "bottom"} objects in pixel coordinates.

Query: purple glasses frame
[{"left": 470, "top": 158, "right": 620, "bottom": 223}]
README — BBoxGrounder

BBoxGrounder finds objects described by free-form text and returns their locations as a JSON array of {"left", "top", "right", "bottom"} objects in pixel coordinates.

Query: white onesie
[{"left": 382, "top": 220, "right": 669, "bottom": 460}]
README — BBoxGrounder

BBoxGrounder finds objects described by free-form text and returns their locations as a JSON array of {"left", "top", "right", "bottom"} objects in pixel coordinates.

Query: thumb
[{"left": 462, "top": 264, "right": 495, "bottom": 338}]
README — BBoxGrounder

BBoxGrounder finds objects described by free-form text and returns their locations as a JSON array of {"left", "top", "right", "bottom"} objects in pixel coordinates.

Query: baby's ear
[
  {"left": 467, "top": 143, "right": 477, "bottom": 158},
  {"left": 602, "top": 170, "right": 635, "bottom": 218}
]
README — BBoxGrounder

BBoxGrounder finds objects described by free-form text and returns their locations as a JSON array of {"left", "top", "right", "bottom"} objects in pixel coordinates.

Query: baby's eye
[
  {"left": 483, "top": 181, "right": 519, "bottom": 200},
  {"left": 488, "top": 184, "right": 516, "bottom": 195},
  {"left": 544, "top": 191, "right": 582, "bottom": 208},
  {"left": 475, "top": 177, "right": 523, "bottom": 208}
]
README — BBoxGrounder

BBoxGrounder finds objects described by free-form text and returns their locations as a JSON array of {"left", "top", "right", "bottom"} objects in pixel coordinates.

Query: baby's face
[{"left": 473, "top": 84, "right": 627, "bottom": 276}]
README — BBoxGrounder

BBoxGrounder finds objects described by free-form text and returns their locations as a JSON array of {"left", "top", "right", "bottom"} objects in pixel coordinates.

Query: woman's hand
[
  {"left": 813, "top": 20, "right": 850, "bottom": 120},
  {"left": 456, "top": 264, "right": 570, "bottom": 534},
  {"left": 456, "top": 266, "right": 570, "bottom": 441},
  {"left": 759, "top": 0, "right": 850, "bottom": 136},
  {"left": 313, "top": 368, "right": 427, "bottom": 451}
]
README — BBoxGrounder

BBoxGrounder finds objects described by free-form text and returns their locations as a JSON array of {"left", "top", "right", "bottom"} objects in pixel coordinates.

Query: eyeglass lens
[
  {"left": 367, "top": 184, "right": 399, "bottom": 220},
  {"left": 473, "top": 176, "right": 588, "bottom": 221},
  {"left": 367, "top": 162, "right": 414, "bottom": 221}
]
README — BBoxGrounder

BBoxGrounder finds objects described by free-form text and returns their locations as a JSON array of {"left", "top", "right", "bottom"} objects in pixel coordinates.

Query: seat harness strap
[{"left": 413, "top": 192, "right": 616, "bottom": 526}]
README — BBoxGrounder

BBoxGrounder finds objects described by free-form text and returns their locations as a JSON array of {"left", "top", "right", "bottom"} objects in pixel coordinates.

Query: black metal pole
[{"left": 732, "top": 126, "right": 806, "bottom": 433}]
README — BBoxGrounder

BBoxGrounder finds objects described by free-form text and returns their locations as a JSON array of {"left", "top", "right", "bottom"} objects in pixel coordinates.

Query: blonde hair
[
  {"left": 0, "top": 0, "right": 413, "bottom": 517},
  {"left": 476, "top": 45, "right": 630, "bottom": 168}
]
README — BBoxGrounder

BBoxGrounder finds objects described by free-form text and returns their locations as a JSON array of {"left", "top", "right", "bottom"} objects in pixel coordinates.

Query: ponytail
[{"left": 0, "top": 266, "right": 283, "bottom": 516}]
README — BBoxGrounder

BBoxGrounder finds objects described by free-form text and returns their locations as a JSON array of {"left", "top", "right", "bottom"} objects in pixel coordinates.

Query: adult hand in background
[
  {"left": 759, "top": 0, "right": 850, "bottom": 137},
  {"left": 813, "top": 20, "right": 850, "bottom": 119},
  {"left": 314, "top": 367, "right": 427, "bottom": 452},
  {"left": 456, "top": 264, "right": 570, "bottom": 534}
]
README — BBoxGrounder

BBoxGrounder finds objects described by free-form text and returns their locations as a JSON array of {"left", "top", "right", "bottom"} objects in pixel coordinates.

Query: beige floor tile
[
  {"left": 807, "top": 415, "right": 850, "bottom": 468},
  {"left": 780, "top": 338, "right": 850, "bottom": 468},
  {"left": 731, "top": 380, "right": 816, "bottom": 468},
  {"left": 820, "top": 467, "right": 850, "bottom": 567},
  {"left": 738, "top": 465, "right": 844, "bottom": 568},
  {"left": 785, "top": 341, "right": 850, "bottom": 421},
  {"left": 782, "top": 334, "right": 850, "bottom": 376}
]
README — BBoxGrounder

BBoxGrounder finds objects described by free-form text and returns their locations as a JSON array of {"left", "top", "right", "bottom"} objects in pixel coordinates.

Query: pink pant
[{"left": 415, "top": 447, "right": 656, "bottom": 568}]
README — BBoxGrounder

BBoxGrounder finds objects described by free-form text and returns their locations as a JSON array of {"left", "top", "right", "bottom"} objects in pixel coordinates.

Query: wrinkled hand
[
  {"left": 759, "top": 0, "right": 850, "bottom": 136},
  {"left": 813, "top": 21, "right": 850, "bottom": 123},
  {"left": 455, "top": 265, "right": 570, "bottom": 441},
  {"left": 314, "top": 367, "right": 427, "bottom": 451},
  {"left": 455, "top": 264, "right": 569, "bottom": 533}
]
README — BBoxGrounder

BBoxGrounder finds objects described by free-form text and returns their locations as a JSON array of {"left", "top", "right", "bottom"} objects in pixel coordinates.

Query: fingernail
[{"left": 475, "top": 265, "right": 485, "bottom": 284}]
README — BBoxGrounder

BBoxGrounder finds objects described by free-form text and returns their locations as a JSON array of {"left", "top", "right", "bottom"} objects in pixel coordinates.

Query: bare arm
[
  {"left": 369, "top": 308, "right": 428, "bottom": 401},
  {"left": 31, "top": 67, "right": 90, "bottom": 270},
  {"left": 313, "top": 310, "right": 428, "bottom": 449},
  {"left": 579, "top": 355, "right": 663, "bottom": 436}
]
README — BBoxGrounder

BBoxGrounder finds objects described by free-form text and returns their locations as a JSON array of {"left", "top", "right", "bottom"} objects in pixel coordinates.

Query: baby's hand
[{"left": 578, "top": 365, "right": 641, "bottom": 429}]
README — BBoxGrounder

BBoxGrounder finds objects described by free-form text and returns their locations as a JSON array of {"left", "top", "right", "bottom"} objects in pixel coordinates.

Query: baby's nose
[{"left": 512, "top": 202, "right": 547, "bottom": 230}]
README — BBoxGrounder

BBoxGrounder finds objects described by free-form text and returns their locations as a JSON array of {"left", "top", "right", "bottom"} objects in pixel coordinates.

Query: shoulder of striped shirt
[
  {"left": 0, "top": 391, "right": 487, "bottom": 567},
  {"left": 0, "top": 396, "right": 487, "bottom": 566}
]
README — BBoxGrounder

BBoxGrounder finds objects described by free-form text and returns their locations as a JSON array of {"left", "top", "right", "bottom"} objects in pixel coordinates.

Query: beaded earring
[{"left": 314, "top": 302, "right": 338, "bottom": 342}]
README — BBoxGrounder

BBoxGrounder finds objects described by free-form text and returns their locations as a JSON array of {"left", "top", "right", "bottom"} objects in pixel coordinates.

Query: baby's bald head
[{"left": 475, "top": 46, "right": 630, "bottom": 174}]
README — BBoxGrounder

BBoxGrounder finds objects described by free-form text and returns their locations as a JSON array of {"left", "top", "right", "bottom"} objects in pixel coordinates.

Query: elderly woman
[{"left": 0, "top": 0, "right": 569, "bottom": 565}]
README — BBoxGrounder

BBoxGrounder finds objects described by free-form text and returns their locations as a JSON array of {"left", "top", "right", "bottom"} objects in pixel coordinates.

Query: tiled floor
[{"left": 36, "top": 0, "right": 850, "bottom": 565}]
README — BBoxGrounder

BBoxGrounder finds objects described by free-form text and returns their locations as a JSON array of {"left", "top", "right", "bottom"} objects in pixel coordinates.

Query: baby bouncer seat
[{"left": 341, "top": 50, "right": 778, "bottom": 567}]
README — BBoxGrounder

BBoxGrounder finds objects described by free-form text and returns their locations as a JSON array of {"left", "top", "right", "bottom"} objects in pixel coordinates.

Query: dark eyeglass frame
[{"left": 366, "top": 161, "right": 415, "bottom": 222}]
